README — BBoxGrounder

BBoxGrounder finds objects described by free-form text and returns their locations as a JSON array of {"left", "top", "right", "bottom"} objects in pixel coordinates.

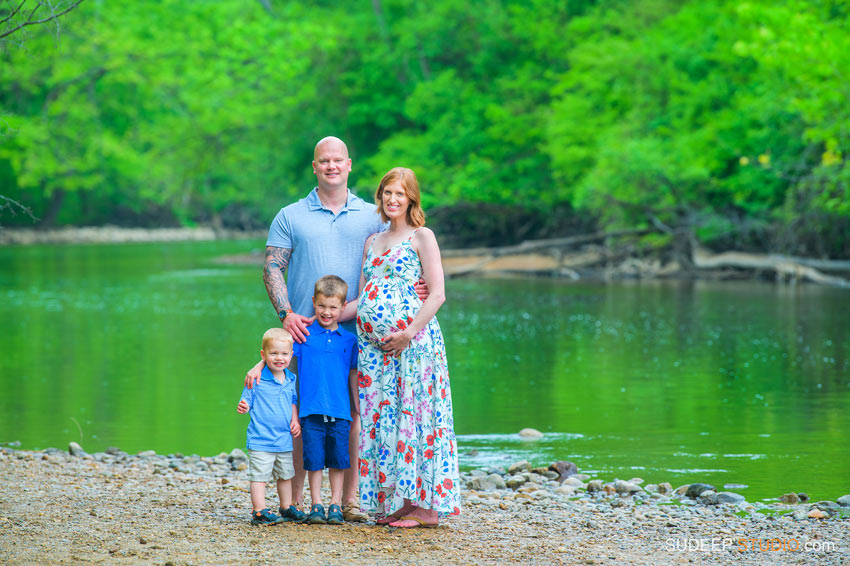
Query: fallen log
[
  {"left": 692, "top": 248, "right": 850, "bottom": 288},
  {"left": 441, "top": 228, "right": 653, "bottom": 258}
]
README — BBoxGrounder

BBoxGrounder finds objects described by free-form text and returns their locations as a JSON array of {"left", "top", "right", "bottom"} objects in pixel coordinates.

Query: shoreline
[
  {"left": 4, "top": 226, "right": 849, "bottom": 284},
  {"left": 1, "top": 444, "right": 846, "bottom": 565},
  {"left": 0, "top": 226, "right": 267, "bottom": 245}
]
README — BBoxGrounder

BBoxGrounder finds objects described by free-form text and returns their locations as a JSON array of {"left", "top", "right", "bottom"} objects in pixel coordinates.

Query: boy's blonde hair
[
  {"left": 262, "top": 327, "right": 294, "bottom": 351},
  {"left": 313, "top": 274, "right": 348, "bottom": 302}
]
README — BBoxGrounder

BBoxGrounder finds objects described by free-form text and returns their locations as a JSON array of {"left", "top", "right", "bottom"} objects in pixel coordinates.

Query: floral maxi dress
[{"left": 356, "top": 233, "right": 461, "bottom": 517}]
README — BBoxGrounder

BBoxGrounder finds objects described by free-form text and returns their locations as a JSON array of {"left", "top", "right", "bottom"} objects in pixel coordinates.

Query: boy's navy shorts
[{"left": 301, "top": 414, "right": 351, "bottom": 471}]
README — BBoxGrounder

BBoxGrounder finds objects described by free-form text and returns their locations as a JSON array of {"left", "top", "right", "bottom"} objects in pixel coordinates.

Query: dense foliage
[{"left": 1, "top": 0, "right": 848, "bottom": 254}]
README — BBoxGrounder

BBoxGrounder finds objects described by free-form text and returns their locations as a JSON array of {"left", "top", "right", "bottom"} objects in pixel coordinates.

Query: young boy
[
  {"left": 237, "top": 328, "right": 307, "bottom": 525},
  {"left": 296, "top": 275, "right": 359, "bottom": 525}
]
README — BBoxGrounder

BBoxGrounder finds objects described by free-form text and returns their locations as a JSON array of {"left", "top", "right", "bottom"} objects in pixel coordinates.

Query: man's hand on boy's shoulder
[
  {"left": 283, "top": 312, "right": 316, "bottom": 343},
  {"left": 237, "top": 400, "right": 250, "bottom": 414}
]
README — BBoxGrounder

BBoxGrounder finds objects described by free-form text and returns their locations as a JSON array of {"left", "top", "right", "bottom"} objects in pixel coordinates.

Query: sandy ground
[{"left": 1, "top": 449, "right": 846, "bottom": 566}]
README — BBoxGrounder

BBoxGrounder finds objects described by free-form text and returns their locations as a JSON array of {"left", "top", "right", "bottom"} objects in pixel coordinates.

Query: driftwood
[
  {"left": 441, "top": 231, "right": 850, "bottom": 288},
  {"left": 442, "top": 229, "right": 656, "bottom": 278},
  {"left": 692, "top": 248, "right": 850, "bottom": 288},
  {"left": 441, "top": 228, "right": 652, "bottom": 258}
]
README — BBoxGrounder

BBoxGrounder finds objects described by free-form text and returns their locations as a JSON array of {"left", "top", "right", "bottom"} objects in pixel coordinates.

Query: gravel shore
[{"left": 1, "top": 445, "right": 846, "bottom": 565}]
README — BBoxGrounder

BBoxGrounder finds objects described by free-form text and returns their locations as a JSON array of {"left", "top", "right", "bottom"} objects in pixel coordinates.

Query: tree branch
[
  {"left": 0, "top": 194, "right": 39, "bottom": 223},
  {"left": 0, "top": 0, "right": 28, "bottom": 26},
  {"left": 0, "top": 0, "right": 84, "bottom": 40}
]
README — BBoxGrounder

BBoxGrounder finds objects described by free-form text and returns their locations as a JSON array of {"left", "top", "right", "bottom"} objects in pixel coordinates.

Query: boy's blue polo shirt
[
  {"left": 239, "top": 366, "right": 298, "bottom": 452},
  {"left": 295, "top": 320, "right": 357, "bottom": 421}
]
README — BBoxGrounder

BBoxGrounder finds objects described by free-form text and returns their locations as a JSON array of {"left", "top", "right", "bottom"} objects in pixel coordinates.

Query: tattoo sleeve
[{"left": 263, "top": 246, "right": 293, "bottom": 320}]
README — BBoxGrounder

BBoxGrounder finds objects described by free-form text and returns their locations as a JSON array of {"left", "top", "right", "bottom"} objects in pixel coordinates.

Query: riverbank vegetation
[{"left": 1, "top": 0, "right": 848, "bottom": 257}]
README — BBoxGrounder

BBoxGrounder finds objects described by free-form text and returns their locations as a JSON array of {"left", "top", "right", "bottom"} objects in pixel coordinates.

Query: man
[{"left": 251, "top": 136, "right": 382, "bottom": 522}]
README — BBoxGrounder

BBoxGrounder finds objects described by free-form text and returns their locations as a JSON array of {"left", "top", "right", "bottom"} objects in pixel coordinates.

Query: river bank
[
  {"left": 0, "top": 226, "right": 266, "bottom": 245},
  {"left": 4, "top": 225, "right": 849, "bottom": 284},
  {"left": 1, "top": 444, "right": 846, "bottom": 565}
]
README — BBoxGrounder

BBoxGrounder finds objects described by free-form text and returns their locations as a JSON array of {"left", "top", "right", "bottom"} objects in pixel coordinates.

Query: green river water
[{"left": 1, "top": 240, "right": 848, "bottom": 501}]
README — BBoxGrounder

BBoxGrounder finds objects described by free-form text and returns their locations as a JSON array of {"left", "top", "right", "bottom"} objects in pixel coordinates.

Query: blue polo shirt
[
  {"left": 239, "top": 366, "right": 298, "bottom": 452},
  {"left": 266, "top": 188, "right": 386, "bottom": 333},
  {"left": 294, "top": 320, "right": 358, "bottom": 421}
]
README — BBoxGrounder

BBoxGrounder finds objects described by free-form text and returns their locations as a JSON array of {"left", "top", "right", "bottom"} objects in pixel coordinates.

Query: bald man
[{"left": 256, "top": 137, "right": 384, "bottom": 522}]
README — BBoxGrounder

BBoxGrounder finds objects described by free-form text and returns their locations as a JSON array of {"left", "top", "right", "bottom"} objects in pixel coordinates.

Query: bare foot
[
  {"left": 389, "top": 507, "right": 438, "bottom": 528},
  {"left": 376, "top": 501, "right": 417, "bottom": 525}
]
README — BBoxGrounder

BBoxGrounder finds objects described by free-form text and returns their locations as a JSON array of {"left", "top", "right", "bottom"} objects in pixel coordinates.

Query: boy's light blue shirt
[
  {"left": 294, "top": 320, "right": 357, "bottom": 421},
  {"left": 266, "top": 188, "right": 385, "bottom": 333},
  {"left": 240, "top": 366, "right": 298, "bottom": 452}
]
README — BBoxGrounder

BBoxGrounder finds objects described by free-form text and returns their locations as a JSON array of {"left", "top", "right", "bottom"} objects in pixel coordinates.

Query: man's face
[{"left": 312, "top": 141, "right": 352, "bottom": 190}]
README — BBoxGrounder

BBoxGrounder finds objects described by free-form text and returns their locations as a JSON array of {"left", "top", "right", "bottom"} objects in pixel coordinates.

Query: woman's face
[{"left": 381, "top": 181, "right": 410, "bottom": 221}]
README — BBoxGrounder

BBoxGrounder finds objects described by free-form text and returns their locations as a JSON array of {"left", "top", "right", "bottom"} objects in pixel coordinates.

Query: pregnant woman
[{"left": 354, "top": 167, "right": 460, "bottom": 528}]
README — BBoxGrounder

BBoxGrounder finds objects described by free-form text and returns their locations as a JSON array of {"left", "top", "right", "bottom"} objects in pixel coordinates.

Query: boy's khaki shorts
[{"left": 248, "top": 450, "right": 295, "bottom": 482}]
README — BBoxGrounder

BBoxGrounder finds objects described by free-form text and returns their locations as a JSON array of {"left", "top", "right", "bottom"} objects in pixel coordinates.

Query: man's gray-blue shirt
[{"left": 266, "top": 188, "right": 385, "bottom": 331}]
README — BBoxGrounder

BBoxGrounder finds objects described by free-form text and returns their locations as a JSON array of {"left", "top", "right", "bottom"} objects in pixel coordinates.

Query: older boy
[
  {"left": 237, "top": 328, "right": 307, "bottom": 525},
  {"left": 296, "top": 275, "right": 358, "bottom": 525}
]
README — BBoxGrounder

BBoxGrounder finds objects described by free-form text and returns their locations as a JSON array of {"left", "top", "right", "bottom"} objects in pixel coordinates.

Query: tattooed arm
[{"left": 263, "top": 246, "right": 313, "bottom": 343}]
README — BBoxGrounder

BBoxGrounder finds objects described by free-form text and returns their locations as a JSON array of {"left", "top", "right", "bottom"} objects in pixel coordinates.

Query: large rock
[
  {"left": 507, "top": 461, "right": 531, "bottom": 475},
  {"left": 837, "top": 494, "right": 850, "bottom": 507},
  {"left": 673, "top": 485, "right": 690, "bottom": 497},
  {"left": 485, "top": 473, "right": 506, "bottom": 490},
  {"left": 68, "top": 442, "right": 85, "bottom": 457},
  {"left": 518, "top": 428, "right": 544, "bottom": 440},
  {"left": 525, "top": 472, "right": 548, "bottom": 484},
  {"left": 716, "top": 492, "right": 746, "bottom": 505},
  {"left": 586, "top": 480, "right": 604, "bottom": 493},
  {"left": 698, "top": 490, "right": 718, "bottom": 505},
  {"left": 780, "top": 493, "right": 799, "bottom": 504},
  {"left": 685, "top": 483, "right": 715, "bottom": 499},
  {"left": 813, "top": 501, "right": 840, "bottom": 517},
  {"left": 505, "top": 475, "right": 527, "bottom": 489},
  {"left": 549, "top": 461, "right": 578, "bottom": 482},
  {"left": 614, "top": 480, "right": 642, "bottom": 495},
  {"left": 469, "top": 476, "right": 500, "bottom": 491},
  {"left": 657, "top": 482, "right": 673, "bottom": 496},
  {"left": 228, "top": 448, "right": 248, "bottom": 462}
]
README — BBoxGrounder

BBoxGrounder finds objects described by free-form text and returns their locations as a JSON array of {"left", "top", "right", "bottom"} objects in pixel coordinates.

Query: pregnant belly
[{"left": 357, "top": 280, "right": 416, "bottom": 344}]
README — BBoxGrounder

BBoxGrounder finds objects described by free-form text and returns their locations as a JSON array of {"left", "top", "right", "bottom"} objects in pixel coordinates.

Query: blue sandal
[
  {"left": 280, "top": 505, "right": 307, "bottom": 523},
  {"left": 251, "top": 508, "right": 283, "bottom": 525},
  {"left": 326, "top": 504, "right": 344, "bottom": 525},
  {"left": 307, "top": 503, "right": 326, "bottom": 524}
]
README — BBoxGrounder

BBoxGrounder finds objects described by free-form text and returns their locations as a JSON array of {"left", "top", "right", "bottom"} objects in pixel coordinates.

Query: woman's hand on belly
[{"left": 381, "top": 329, "right": 413, "bottom": 356}]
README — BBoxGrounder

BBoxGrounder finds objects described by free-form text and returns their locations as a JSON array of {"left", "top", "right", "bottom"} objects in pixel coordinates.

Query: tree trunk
[{"left": 39, "top": 189, "right": 66, "bottom": 227}]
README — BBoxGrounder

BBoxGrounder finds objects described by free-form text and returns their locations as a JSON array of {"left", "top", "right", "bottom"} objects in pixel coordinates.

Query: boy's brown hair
[{"left": 313, "top": 274, "right": 348, "bottom": 302}]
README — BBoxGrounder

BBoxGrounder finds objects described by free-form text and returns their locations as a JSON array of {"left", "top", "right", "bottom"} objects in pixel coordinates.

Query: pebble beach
[{"left": 1, "top": 442, "right": 847, "bottom": 566}]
